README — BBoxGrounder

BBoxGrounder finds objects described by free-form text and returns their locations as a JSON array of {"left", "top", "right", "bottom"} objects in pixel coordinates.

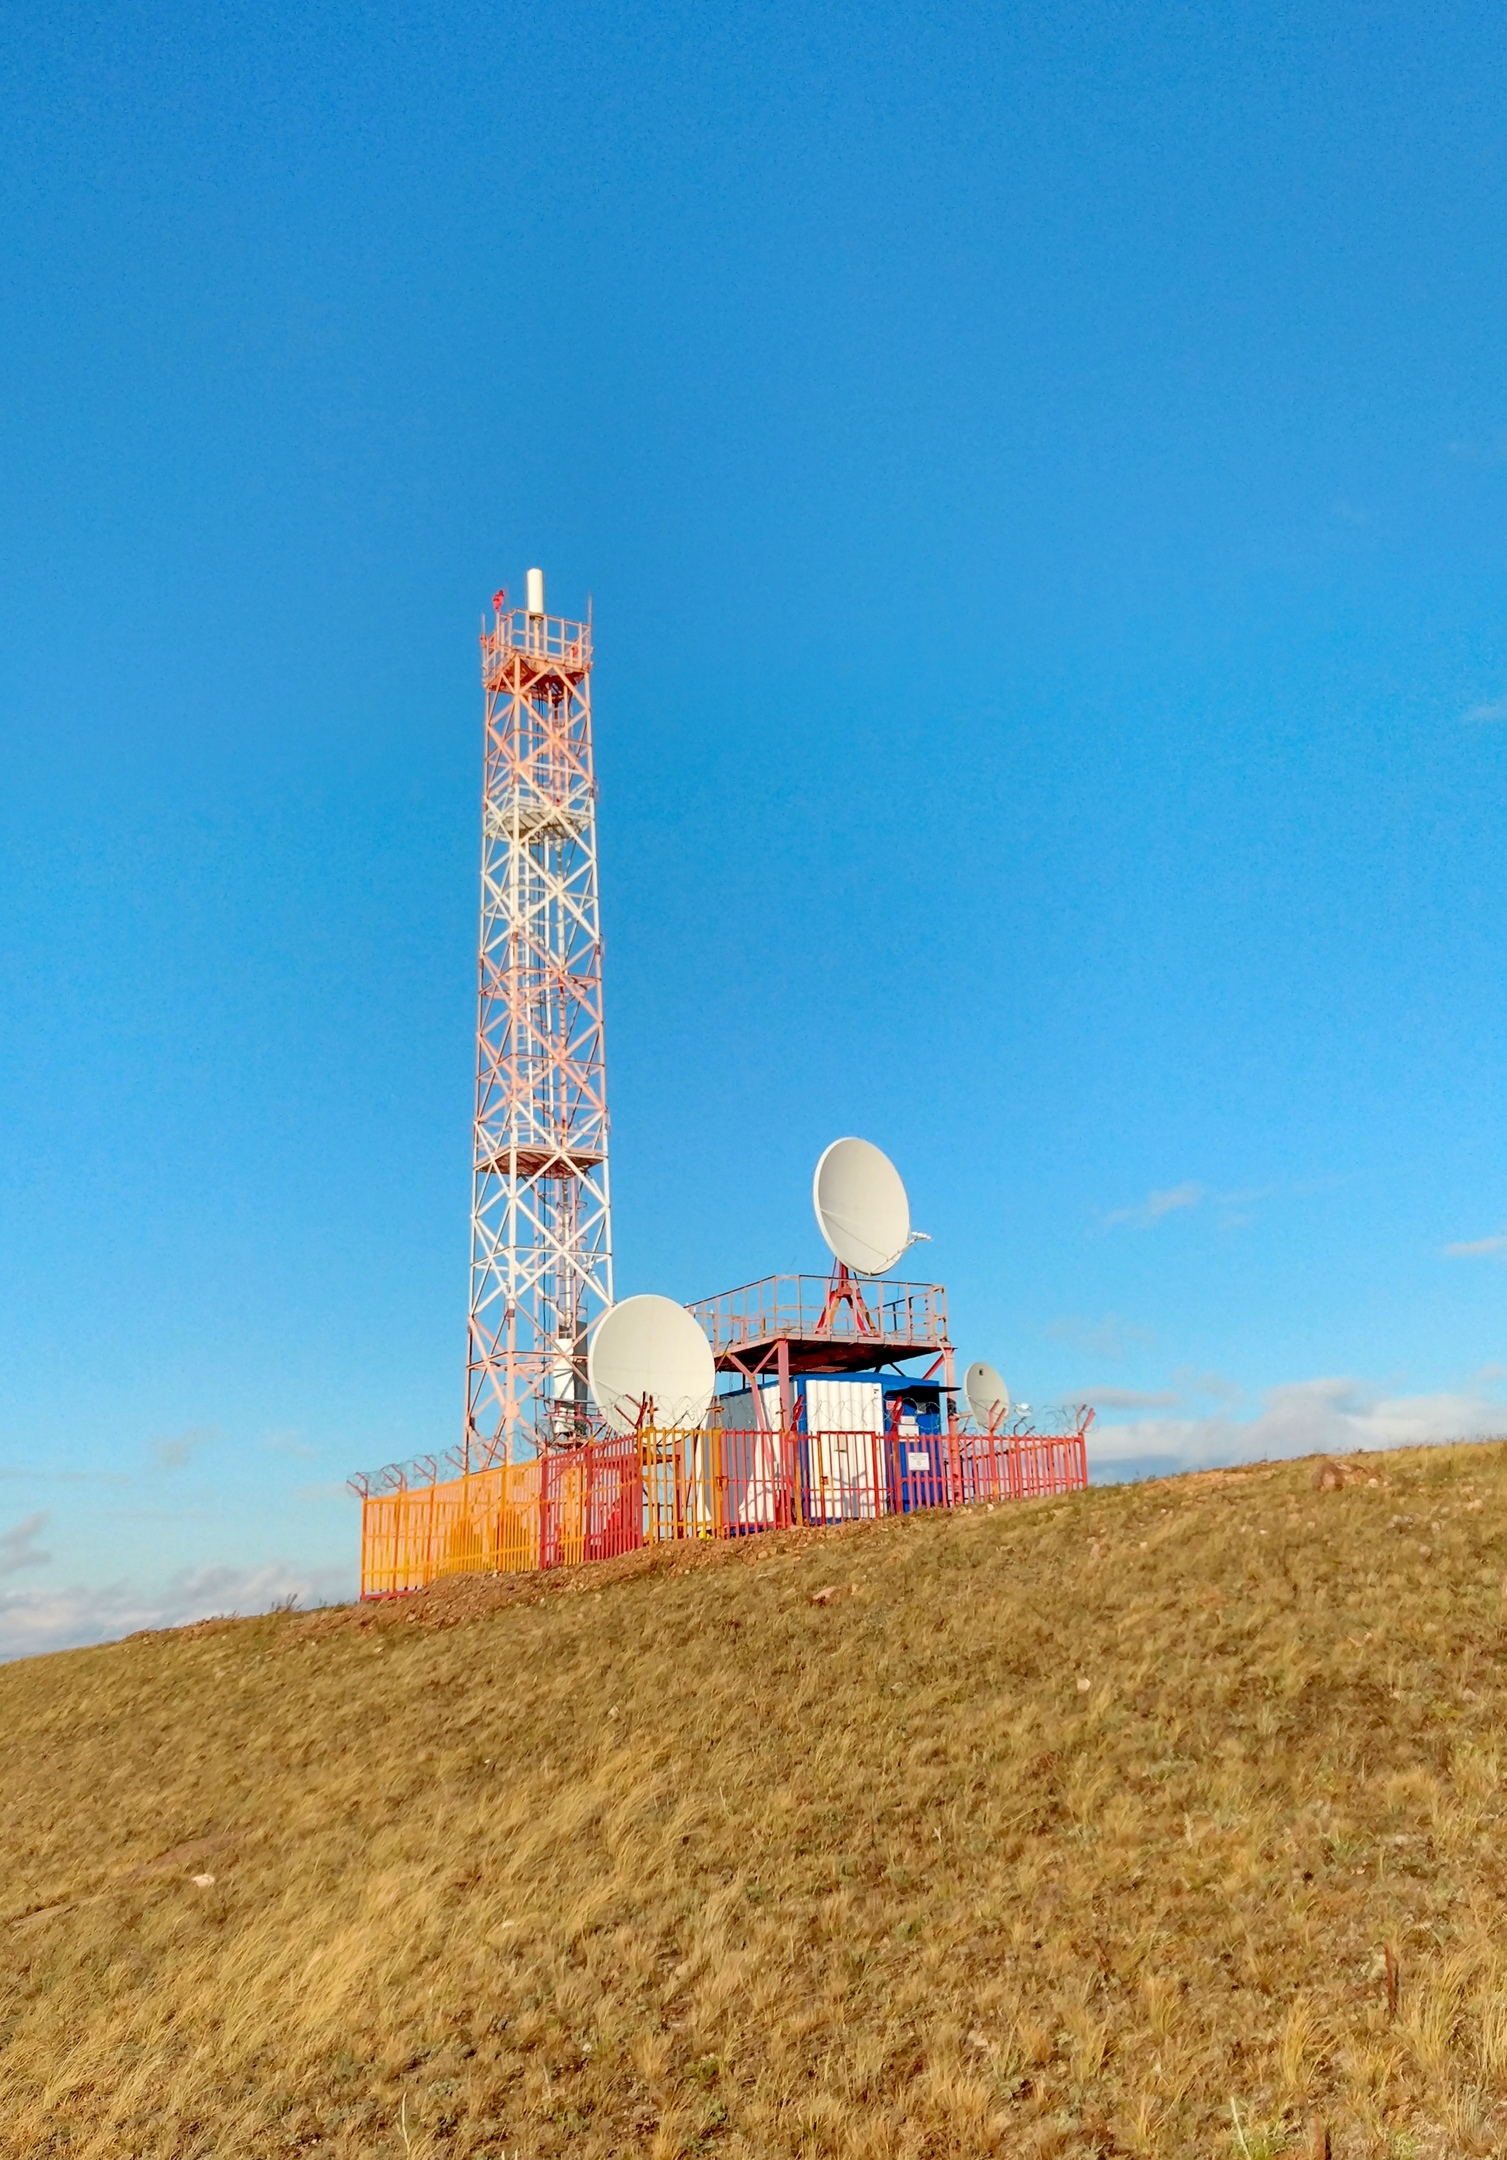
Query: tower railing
[
  {"left": 481, "top": 608, "right": 591, "bottom": 674},
  {"left": 689, "top": 1273, "right": 948, "bottom": 1358}
]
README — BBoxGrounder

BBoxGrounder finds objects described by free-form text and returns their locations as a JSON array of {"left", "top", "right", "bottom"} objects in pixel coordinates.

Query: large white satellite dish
[
  {"left": 587, "top": 1295, "right": 715, "bottom": 1436},
  {"left": 964, "top": 1360, "right": 1010, "bottom": 1432},
  {"left": 812, "top": 1137, "right": 911, "bottom": 1275}
]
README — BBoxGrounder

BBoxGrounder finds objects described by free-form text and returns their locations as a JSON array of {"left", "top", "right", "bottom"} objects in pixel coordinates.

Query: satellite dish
[
  {"left": 813, "top": 1137, "right": 911, "bottom": 1275},
  {"left": 964, "top": 1360, "right": 1010, "bottom": 1432},
  {"left": 587, "top": 1295, "right": 715, "bottom": 1435}
]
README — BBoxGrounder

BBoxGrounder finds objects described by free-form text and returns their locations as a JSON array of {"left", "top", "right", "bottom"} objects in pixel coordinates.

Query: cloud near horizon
[
  {"left": 1443, "top": 1232, "right": 1507, "bottom": 1259},
  {"left": 1088, "top": 1376, "right": 1507, "bottom": 1473},
  {"left": 1170, "top": 1366, "right": 1242, "bottom": 1403},
  {"left": 1462, "top": 697, "right": 1507, "bottom": 724},
  {"left": 0, "top": 1559, "right": 357, "bottom": 1664},
  {"left": 0, "top": 1512, "right": 51, "bottom": 1575},
  {"left": 1102, "top": 1181, "right": 1206, "bottom": 1229},
  {"left": 1045, "top": 1312, "right": 1156, "bottom": 1360},
  {"left": 1074, "top": 1386, "right": 1183, "bottom": 1410},
  {"left": 151, "top": 1424, "right": 221, "bottom": 1470}
]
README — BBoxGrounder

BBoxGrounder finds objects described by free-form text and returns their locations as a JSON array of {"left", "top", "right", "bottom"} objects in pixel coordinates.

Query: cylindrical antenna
[{"left": 526, "top": 566, "right": 545, "bottom": 617}]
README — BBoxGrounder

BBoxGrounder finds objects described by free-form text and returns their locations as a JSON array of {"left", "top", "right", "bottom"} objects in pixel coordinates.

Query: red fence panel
[{"left": 359, "top": 1421, "right": 1090, "bottom": 1596}]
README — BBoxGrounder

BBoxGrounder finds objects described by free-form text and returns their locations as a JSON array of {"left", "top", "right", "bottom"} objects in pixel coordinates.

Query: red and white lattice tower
[{"left": 465, "top": 569, "right": 612, "bottom": 1467}]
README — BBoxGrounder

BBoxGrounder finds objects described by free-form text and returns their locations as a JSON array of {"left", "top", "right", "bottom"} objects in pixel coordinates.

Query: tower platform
[{"left": 687, "top": 1273, "right": 951, "bottom": 1381}]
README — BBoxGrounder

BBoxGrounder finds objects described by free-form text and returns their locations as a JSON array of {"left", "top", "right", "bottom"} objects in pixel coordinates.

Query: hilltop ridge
[{"left": 5, "top": 1443, "right": 1507, "bottom": 2158}]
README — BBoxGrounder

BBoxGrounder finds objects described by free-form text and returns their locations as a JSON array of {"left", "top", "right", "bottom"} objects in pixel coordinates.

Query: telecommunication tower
[{"left": 464, "top": 568, "right": 613, "bottom": 1466}]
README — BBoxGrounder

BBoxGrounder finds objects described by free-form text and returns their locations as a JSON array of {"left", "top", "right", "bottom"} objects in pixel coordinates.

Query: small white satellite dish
[
  {"left": 813, "top": 1137, "right": 911, "bottom": 1275},
  {"left": 587, "top": 1295, "right": 715, "bottom": 1435},
  {"left": 964, "top": 1360, "right": 1011, "bottom": 1432}
]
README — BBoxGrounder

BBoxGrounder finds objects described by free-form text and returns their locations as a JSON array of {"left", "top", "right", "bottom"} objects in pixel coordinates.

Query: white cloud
[
  {"left": 1211, "top": 1186, "right": 1275, "bottom": 1231},
  {"left": 1045, "top": 1312, "right": 1156, "bottom": 1360},
  {"left": 0, "top": 1466, "right": 131, "bottom": 1486},
  {"left": 151, "top": 1424, "right": 220, "bottom": 1469},
  {"left": 1103, "top": 1181, "right": 1206, "bottom": 1229},
  {"left": 1447, "top": 433, "right": 1507, "bottom": 464},
  {"left": 0, "top": 1511, "right": 51, "bottom": 1575},
  {"left": 1444, "top": 1232, "right": 1507, "bottom": 1259},
  {"left": 1171, "top": 1366, "right": 1242, "bottom": 1403},
  {"left": 1089, "top": 1376, "right": 1507, "bottom": 1473},
  {"left": 1076, "top": 1387, "right": 1182, "bottom": 1410},
  {"left": 1463, "top": 698, "right": 1507, "bottom": 725},
  {"left": 0, "top": 1560, "right": 356, "bottom": 1664},
  {"left": 263, "top": 1428, "right": 316, "bottom": 1461}
]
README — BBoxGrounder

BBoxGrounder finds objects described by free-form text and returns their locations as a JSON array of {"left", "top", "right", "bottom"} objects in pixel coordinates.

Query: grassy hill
[{"left": 5, "top": 1442, "right": 1507, "bottom": 2159}]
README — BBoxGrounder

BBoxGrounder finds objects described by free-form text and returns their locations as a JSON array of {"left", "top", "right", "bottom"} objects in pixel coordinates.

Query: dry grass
[{"left": 5, "top": 1442, "right": 1507, "bottom": 2157}]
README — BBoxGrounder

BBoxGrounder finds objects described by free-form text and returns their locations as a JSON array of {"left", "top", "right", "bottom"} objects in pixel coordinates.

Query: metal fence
[{"left": 358, "top": 1423, "right": 1090, "bottom": 1599}]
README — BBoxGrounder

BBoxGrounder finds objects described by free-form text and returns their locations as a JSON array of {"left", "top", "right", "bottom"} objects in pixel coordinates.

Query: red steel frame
[
  {"left": 357, "top": 1412, "right": 1094, "bottom": 1598},
  {"left": 464, "top": 593, "right": 612, "bottom": 1468},
  {"left": 692, "top": 1273, "right": 949, "bottom": 1364},
  {"left": 350, "top": 579, "right": 1080, "bottom": 1561},
  {"left": 688, "top": 1269, "right": 957, "bottom": 1434}
]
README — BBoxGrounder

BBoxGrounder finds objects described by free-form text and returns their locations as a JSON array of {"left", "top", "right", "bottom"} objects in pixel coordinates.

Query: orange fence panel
[
  {"left": 359, "top": 1422, "right": 1090, "bottom": 1598},
  {"left": 359, "top": 1460, "right": 542, "bottom": 1597}
]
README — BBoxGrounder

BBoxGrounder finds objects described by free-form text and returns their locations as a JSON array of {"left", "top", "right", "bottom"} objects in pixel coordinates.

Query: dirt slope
[{"left": 5, "top": 1442, "right": 1507, "bottom": 2159}]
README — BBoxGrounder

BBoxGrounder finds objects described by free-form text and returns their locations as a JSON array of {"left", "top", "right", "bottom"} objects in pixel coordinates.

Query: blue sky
[{"left": 2, "top": 0, "right": 1505, "bottom": 1654}]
